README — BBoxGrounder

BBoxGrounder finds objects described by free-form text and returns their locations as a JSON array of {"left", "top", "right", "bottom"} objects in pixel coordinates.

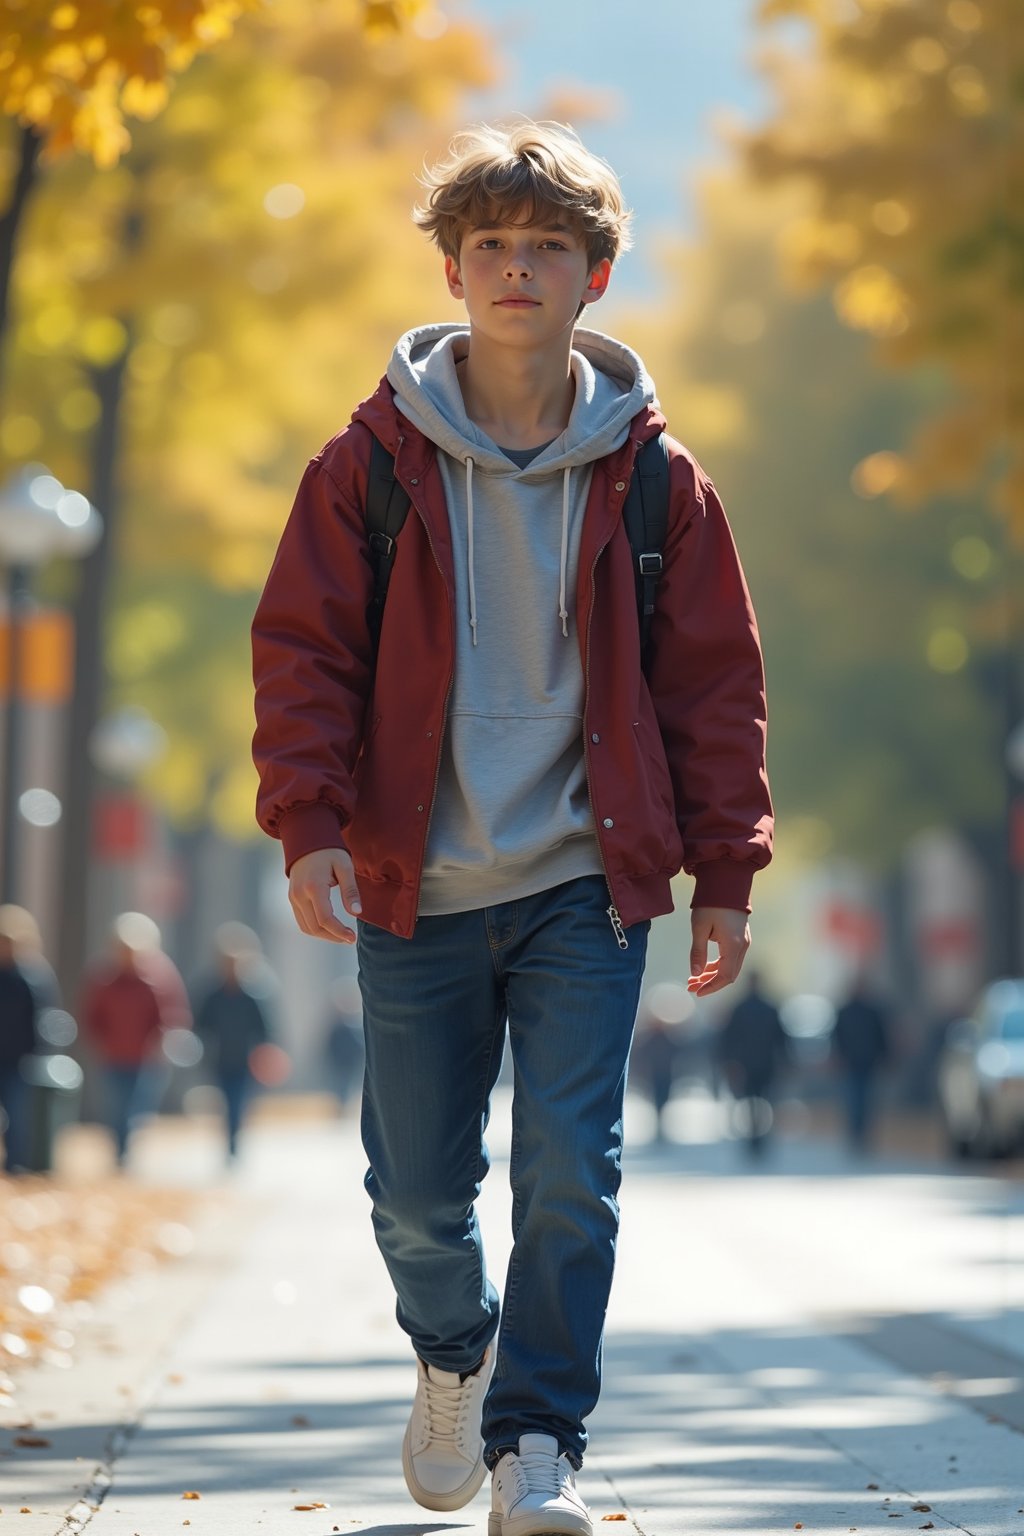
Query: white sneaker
[
  {"left": 402, "top": 1346, "right": 494, "bottom": 1510},
  {"left": 488, "top": 1433, "right": 593, "bottom": 1536}
]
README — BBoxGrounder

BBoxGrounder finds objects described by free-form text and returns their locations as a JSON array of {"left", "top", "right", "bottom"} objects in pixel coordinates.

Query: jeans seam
[{"left": 486, "top": 905, "right": 519, "bottom": 960}]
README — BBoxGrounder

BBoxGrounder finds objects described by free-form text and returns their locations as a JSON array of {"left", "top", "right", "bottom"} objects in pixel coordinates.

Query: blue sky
[{"left": 454, "top": 0, "right": 794, "bottom": 304}]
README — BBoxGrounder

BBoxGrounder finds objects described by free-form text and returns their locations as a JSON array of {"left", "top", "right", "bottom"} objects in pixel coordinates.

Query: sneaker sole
[
  {"left": 402, "top": 1432, "right": 487, "bottom": 1512},
  {"left": 488, "top": 1509, "right": 593, "bottom": 1536}
]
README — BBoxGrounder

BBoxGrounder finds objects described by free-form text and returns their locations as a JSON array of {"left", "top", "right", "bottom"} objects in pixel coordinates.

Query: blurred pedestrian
[
  {"left": 0, "top": 904, "right": 60, "bottom": 1011},
  {"left": 631, "top": 1007, "right": 680, "bottom": 1142},
  {"left": 323, "top": 975, "right": 365, "bottom": 1116},
  {"left": 80, "top": 912, "right": 191, "bottom": 1166},
  {"left": 194, "top": 923, "right": 276, "bottom": 1160},
  {"left": 831, "top": 974, "right": 891, "bottom": 1154},
  {"left": 0, "top": 908, "right": 40, "bottom": 1172},
  {"left": 717, "top": 970, "right": 788, "bottom": 1157}
]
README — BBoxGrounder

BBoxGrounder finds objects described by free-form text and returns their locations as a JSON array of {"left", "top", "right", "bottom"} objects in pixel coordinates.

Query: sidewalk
[{"left": 2, "top": 1093, "right": 1022, "bottom": 1536}]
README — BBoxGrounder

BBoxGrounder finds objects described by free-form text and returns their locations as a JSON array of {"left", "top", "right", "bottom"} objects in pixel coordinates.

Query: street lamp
[{"left": 0, "top": 465, "right": 102, "bottom": 902}]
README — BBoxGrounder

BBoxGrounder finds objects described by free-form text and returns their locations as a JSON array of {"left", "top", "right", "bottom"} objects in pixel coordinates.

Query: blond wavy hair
[{"left": 414, "top": 119, "right": 633, "bottom": 270}]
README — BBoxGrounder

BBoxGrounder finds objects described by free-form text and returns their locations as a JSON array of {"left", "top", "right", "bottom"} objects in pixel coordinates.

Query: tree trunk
[
  {"left": 56, "top": 202, "right": 143, "bottom": 1004},
  {"left": 0, "top": 123, "right": 43, "bottom": 401}
]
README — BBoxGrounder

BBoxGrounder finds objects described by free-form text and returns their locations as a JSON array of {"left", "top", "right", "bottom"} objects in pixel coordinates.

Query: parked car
[{"left": 938, "top": 979, "right": 1024, "bottom": 1158}]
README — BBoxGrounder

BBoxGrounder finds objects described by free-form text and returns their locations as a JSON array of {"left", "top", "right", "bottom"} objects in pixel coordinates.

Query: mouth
[{"left": 495, "top": 296, "right": 540, "bottom": 307}]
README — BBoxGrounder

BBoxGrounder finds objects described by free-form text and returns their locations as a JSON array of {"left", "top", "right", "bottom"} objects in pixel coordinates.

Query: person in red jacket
[
  {"left": 80, "top": 912, "right": 191, "bottom": 1166},
  {"left": 252, "top": 120, "right": 773, "bottom": 1536}
]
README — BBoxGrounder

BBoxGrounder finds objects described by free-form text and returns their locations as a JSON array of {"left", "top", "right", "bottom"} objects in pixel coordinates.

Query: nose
[{"left": 504, "top": 245, "right": 533, "bottom": 281}]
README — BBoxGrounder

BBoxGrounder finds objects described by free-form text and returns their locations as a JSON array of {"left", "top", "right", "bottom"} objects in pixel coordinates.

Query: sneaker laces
[
  {"left": 421, "top": 1373, "right": 469, "bottom": 1444},
  {"left": 517, "top": 1442, "right": 563, "bottom": 1494}
]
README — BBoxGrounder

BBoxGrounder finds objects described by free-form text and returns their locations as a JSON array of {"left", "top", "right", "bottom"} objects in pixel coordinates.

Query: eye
[
  {"left": 477, "top": 238, "right": 502, "bottom": 250},
  {"left": 540, "top": 240, "right": 567, "bottom": 251}
]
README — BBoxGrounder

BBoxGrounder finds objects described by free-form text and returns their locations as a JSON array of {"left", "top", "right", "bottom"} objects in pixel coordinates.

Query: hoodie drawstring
[
  {"left": 558, "top": 466, "right": 571, "bottom": 639},
  {"left": 466, "top": 455, "right": 478, "bottom": 647},
  {"left": 465, "top": 456, "right": 572, "bottom": 645}
]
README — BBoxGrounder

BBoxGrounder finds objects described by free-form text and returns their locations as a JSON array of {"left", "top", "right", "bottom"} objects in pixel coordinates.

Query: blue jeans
[
  {"left": 0, "top": 1065, "right": 29, "bottom": 1171},
  {"left": 103, "top": 1062, "right": 166, "bottom": 1162},
  {"left": 357, "top": 874, "right": 650, "bottom": 1468},
  {"left": 219, "top": 1071, "right": 251, "bottom": 1157}
]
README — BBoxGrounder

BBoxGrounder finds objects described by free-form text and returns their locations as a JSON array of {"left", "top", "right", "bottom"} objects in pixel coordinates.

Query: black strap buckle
[
  {"left": 638, "top": 552, "right": 663, "bottom": 576},
  {"left": 369, "top": 531, "right": 395, "bottom": 558}
]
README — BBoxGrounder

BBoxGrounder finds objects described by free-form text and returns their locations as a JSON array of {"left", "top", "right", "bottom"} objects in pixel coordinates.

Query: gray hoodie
[{"left": 386, "top": 322, "right": 656, "bottom": 916}]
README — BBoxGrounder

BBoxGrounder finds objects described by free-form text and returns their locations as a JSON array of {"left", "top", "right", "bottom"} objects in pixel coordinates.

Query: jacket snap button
[
  {"left": 591, "top": 732, "right": 600, "bottom": 744},
  {"left": 416, "top": 804, "right": 424, "bottom": 812},
  {"left": 426, "top": 730, "right": 433, "bottom": 738},
  {"left": 410, "top": 476, "right": 419, "bottom": 485},
  {"left": 614, "top": 480, "right": 626, "bottom": 492},
  {"left": 603, "top": 817, "right": 614, "bottom": 829}
]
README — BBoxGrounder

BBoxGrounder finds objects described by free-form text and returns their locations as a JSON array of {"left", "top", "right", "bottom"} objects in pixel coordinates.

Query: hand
[
  {"left": 288, "top": 847, "right": 363, "bottom": 945},
  {"left": 688, "top": 906, "right": 750, "bottom": 997}
]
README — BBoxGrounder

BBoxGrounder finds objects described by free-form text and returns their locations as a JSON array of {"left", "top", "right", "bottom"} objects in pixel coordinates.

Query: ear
[
  {"left": 580, "top": 257, "right": 612, "bottom": 307},
  {"left": 445, "top": 255, "right": 465, "bottom": 301}
]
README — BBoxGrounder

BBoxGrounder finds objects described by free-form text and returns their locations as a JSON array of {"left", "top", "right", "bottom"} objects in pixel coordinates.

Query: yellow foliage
[
  {"left": 747, "top": 0, "right": 1021, "bottom": 526},
  {"left": 0, "top": 0, "right": 494, "bottom": 834},
  {"left": 833, "top": 263, "right": 910, "bottom": 337},
  {"left": 0, "top": 0, "right": 433, "bottom": 165}
]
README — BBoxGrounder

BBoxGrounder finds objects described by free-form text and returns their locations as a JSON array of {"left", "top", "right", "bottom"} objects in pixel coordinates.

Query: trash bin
[{"left": 21, "top": 1051, "right": 84, "bottom": 1174}]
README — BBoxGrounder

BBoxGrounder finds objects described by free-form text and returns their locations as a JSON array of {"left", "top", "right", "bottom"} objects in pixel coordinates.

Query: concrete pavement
[{"left": 2, "top": 1090, "right": 1022, "bottom": 1536}]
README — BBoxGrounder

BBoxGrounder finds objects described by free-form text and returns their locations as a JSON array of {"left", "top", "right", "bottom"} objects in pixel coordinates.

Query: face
[{"left": 445, "top": 215, "right": 611, "bottom": 346}]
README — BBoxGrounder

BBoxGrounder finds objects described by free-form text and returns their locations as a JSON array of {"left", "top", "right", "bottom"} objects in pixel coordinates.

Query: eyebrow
[{"left": 469, "top": 222, "right": 576, "bottom": 236}]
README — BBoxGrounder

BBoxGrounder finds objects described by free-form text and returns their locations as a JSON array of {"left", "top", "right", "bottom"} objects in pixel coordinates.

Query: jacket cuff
[
  {"left": 690, "top": 860, "right": 754, "bottom": 914},
  {"left": 278, "top": 803, "right": 346, "bottom": 874}
]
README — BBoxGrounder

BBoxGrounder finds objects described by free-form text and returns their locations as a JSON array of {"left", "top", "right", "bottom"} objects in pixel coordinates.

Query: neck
[{"left": 457, "top": 332, "right": 575, "bottom": 449}]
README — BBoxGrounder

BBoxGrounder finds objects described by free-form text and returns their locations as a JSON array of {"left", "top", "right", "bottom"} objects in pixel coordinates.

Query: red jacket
[{"left": 252, "top": 380, "right": 773, "bottom": 937}]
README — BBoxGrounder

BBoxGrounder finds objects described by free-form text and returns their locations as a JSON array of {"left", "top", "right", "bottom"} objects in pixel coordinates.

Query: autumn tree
[
  {"left": 743, "top": 0, "right": 1021, "bottom": 535},
  {"left": 3, "top": 0, "right": 491, "bottom": 985},
  {"left": 636, "top": 166, "right": 1003, "bottom": 881}
]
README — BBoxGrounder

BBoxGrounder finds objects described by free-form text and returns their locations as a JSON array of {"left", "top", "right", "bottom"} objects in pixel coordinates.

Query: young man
[{"left": 252, "top": 121, "right": 773, "bottom": 1536}]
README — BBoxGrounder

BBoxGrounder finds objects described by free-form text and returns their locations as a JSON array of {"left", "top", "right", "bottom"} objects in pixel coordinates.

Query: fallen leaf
[
  {"left": 919, "top": 1526, "right": 934, "bottom": 1531},
  {"left": 601, "top": 1517, "right": 628, "bottom": 1523},
  {"left": 14, "top": 1436, "right": 50, "bottom": 1447},
  {"left": 866, "top": 1484, "right": 879, "bottom": 1491},
  {"left": 293, "top": 1504, "right": 328, "bottom": 1512},
  {"left": 182, "top": 1492, "right": 201, "bottom": 1500},
  {"left": 184, "top": 1521, "right": 191, "bottom": 1526},
  {"left": 19, "top": 1509, "right": 30, "bottom": 1514},
  {"left": 911, "top": 1507, "right": 931, "bottom": 1514},
  {"left": 291, "top": 1415, "right": 311, "bottom": 1427}
]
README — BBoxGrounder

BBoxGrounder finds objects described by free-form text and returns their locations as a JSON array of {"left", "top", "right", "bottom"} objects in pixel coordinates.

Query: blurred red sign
[
  {"left": 917, "top": 918, "right": 979, "bottom": 960},
  {"left": 93, "top": 792, "right": 149, "bottom": 859},
  {"left": 822, "top": 900, "right": 883, "bottom": 956},
  {"left": 1013, "top": 795, "right": 1024, "bottom": 874}
]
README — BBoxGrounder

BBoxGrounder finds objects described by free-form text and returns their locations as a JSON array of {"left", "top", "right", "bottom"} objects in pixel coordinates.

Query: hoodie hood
[{"left": 385, "top": 321, "right": 656, "bottom": 479}]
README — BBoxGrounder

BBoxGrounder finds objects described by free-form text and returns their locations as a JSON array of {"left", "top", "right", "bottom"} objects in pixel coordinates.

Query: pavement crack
[{"left": 595, "top": 1468, "right": 646, "bottom": 1536}]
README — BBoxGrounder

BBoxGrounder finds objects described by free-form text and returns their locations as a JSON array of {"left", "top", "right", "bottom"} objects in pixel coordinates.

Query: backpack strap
[
  {"left": 622, "top": 432, "right": 670, "bottom": 657},
  {"left": 365, "top": 434, "right": 411, "bottom": 650},
  {"left": 365, "top": 430, "right": 671, "bottom": 659}
]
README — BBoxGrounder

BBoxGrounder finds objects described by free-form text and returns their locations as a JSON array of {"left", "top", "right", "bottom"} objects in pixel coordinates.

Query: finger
[
  {"left": 332, "top": 855, "right": 363, "bottom": 918},
  {"left": 689, "top": 933, "right": 709, "bottom": 982},
  {"left": 297, "top": 887, "right": 356, "bottom": 945},
  {"left": 288, "top": 890, "right": 316, "bottom": 938}
]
